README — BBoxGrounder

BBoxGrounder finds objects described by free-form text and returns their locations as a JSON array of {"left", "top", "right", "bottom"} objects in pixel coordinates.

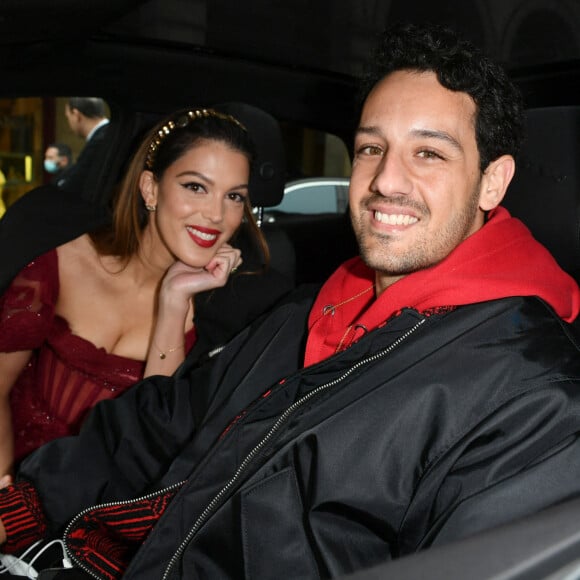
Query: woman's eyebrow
[
  {"left": 175, "top": 170, "right": 213, "bottom": 183},
  {"left": 175, "top": 171, "right": 249, "bottom": 191}
]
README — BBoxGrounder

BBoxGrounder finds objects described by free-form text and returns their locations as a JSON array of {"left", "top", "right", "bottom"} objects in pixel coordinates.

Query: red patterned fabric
[
  {"left": 0, "top": 249, "right": 197, "bottom": 462},
  {"left": 65, "top": 489, "right": 180, "bottom": 580},
  {"left": 0, "top": 480, "right": 47, "bottom": 553},
  {"left": 0, "top": 479, "right": 180, "bottom": 579}
]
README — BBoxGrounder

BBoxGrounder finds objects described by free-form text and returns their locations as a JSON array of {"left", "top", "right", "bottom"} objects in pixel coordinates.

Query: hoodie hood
[{"left": 305, "top": 206, "right": 580, "bottom": 366}]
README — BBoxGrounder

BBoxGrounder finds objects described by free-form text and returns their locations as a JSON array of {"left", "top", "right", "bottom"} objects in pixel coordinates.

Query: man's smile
[{"left": 374, "top": 211, "right": 419, "bottom": 226}]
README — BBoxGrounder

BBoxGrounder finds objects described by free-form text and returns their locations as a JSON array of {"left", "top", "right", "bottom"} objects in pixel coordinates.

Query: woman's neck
[{"left": 127, "top": 224, "right": 175, "bottom": 288}]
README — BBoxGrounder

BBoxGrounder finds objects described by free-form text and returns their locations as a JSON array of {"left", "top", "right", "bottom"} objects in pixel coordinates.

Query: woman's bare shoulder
[
  {"left": 56, "top": 234, "right": 106, "bottom": 279},
  {"left": 57, "top": 234, "right": 114, "bottom": 269},
  {"left": 56, "top": 234, "right": 128, "bottom": 288},
  {"left": 57, "top": 233, "right": 95, "bottom": 256}
]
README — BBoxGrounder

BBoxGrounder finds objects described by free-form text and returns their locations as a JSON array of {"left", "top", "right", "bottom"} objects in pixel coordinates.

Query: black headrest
[
  {"left": 502, "top": 106, "right": 580, "bottom": 278},
  {"left": 214, "top": 102, "right": 286, "bottom": 207}
]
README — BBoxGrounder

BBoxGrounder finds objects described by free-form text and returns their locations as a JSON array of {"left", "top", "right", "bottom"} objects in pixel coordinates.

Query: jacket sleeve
[{"left": 400, "top": 379, "right": 580, "bottom": 554}]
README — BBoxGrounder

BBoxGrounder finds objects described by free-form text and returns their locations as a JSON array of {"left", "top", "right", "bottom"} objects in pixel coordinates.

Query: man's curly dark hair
[{"left": 358, "top": 22, "right": 524, "bottom": 172}]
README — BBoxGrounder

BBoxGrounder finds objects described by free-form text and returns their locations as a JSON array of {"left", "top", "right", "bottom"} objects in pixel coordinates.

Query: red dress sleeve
[{"left": 0, "top": 250, "right": 59, "bottom": 352}]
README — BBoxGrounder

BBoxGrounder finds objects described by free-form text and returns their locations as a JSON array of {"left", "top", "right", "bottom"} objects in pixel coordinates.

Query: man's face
[
  {"left": 64, "top": 104, "right": 81, "bottom": 136},
  {"left": 44, "top": 147, "right": 61, "bottom": 165},
  {"left": 349, "top": 70, "right": 487, "bottom": 293}
]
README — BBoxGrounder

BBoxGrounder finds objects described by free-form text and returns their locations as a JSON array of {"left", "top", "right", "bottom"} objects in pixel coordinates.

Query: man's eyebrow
[
  {"left": 355, "top": 126, "right": 464, "bottom": 153},
  {"left": 355, "top": 125, "right": 382, "bottom": 138},
  {"left": 411, "top": 128, "right": 464, "bottom": 152}
]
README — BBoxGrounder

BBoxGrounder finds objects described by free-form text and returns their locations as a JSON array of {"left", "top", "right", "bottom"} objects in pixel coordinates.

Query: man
[
  {"left": 1, "top": 23, "right": 580, "bottom": 579},
  {"left": 57, "top": 97, "right": 110, "bottom": 200},
  {"left": 43, "top": 142, "right": 72, "bottom": 186}
]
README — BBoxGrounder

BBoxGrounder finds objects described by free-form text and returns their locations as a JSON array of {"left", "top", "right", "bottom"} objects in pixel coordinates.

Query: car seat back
[
  {"left": 215, "top": 102, "right": 296, "bottom": 286},
  {"left": 502, "top": 106, "right": 580, "bottom": 282}
]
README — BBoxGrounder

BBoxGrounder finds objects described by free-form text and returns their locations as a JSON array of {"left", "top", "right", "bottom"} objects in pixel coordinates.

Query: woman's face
[{"left": 141, "top": 139, "right": 249, "bottom": 268}]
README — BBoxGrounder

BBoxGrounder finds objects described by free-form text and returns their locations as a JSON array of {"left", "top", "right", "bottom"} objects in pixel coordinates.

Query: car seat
[
  {"left": 215, "top": 102, "right": 296, "bottom": 286},
  {"left": 501, "top": 105, "right": 580, "bottom": 283}
]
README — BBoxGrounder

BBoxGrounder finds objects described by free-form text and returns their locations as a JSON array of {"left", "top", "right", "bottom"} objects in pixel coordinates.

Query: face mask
[{"left": 44, "top": 159, "right": 59, "bottom": 174}]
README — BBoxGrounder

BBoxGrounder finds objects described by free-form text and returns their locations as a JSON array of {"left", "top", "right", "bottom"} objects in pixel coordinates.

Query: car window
[
  {"left": 272, "top": 178, "right": 350, "bottom": 215},
  {"left": 0, "top": 96, "right": 111, "bottom": 213},
  {"left": 268, "top": 127, "right": 351, "bottom": 218},
  {"left": 0, "top": 98, "right": 45, "bottom": 211},
  {"left": 282, "top": 127, "right": 351, "bottom": 180}
]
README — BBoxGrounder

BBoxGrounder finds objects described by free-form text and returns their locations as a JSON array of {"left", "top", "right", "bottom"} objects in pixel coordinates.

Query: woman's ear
[
  {"left": 139, "top": 170, "right": 158, "bottom": 208},
  {"left": 479, "top": 155, "right": 516, "bottom": 211}
]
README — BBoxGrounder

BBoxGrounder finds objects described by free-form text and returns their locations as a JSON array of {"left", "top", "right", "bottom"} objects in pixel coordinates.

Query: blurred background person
[
  {"left": 58, "top": 97, "right": 109, "bottom": 197},
  {"left": 43, "top": 142, "right": 72, "bottom": 186}
]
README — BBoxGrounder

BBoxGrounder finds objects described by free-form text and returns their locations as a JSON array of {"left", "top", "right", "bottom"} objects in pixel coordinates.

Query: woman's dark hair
[
  {"left": 91, "top": 108, "right": 269, "bottom": 266},
  {"left": 358, "top": 22, "right": 525, "bottom": 171}
]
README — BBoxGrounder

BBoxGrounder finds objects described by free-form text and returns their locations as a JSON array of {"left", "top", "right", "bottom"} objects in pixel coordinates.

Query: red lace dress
[{"left": 0, "top": 249, "right": 197, "bottom": 462}]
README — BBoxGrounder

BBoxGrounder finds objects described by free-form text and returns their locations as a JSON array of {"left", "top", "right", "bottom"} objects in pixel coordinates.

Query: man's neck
[
  {"left": 85, "top": 118, "right": 109, "bottom": 141},
  {"left": 375, "top": 273, "right": 404, "bottom": 297}
]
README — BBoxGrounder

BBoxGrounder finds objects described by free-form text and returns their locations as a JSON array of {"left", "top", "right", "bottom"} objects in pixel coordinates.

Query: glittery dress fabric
[{"left": 0, "top": 249, "right": 196, "bottom": 462}]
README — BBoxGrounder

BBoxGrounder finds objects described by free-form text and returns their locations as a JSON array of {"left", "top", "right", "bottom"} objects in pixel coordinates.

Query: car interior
[
  {"left": 501, "top": 105, "right": 580, "bottom": 283},
  {"left": 1, "top": 0, "right": 580, "bottom": 578}
]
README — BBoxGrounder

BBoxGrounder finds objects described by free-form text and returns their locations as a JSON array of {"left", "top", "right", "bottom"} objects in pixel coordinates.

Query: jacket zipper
[
  {"left": 62, "top": 480, "right": 186, "bottom": 579},
  {"left": 161, "top": 316, "right": 426, "bottom": 579}
]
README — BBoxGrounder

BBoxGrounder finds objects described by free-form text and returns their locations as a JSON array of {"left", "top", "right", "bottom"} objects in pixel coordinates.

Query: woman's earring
[{"left": 145, "top": 204, "right": 156, "bottom": 212}]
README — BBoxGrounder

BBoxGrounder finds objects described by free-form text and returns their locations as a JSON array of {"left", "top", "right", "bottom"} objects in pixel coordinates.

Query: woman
[{"left": 0, "top": 107, "right": 271, "bottom": 474}]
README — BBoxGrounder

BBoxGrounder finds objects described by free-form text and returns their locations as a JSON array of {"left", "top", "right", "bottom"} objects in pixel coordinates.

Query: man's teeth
[
  {"left": 374, "top": 211, "right": 418, "bottom": 225},
  {"left": 187, "top": 227, "right": 217, "bottom": 241}
]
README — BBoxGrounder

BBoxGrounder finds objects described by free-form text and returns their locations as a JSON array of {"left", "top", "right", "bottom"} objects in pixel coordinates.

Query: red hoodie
[{"left": 305, "top": 207, "right": 580, "bottom": 366}]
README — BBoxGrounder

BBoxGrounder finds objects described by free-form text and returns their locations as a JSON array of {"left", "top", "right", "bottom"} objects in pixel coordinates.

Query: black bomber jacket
[{"left": 16, "top": 292, "right": 580, "bottom": 579}]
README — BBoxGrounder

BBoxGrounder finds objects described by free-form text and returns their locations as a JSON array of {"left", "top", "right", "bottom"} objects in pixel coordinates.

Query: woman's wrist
[
  {"left": 156, "top": 298, "right": 191, "bottom": 321},
  {"left": 157, "top": 286, "right": 195, "bottom": 320}
]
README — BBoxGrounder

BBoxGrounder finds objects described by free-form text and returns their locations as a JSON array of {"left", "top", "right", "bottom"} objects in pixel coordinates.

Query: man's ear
[
  {"left": 139, "top": 170, "right": 158, "bottom": 207},
  {"left": 479, "top": 155, "right": 516, "bottom": 211}
]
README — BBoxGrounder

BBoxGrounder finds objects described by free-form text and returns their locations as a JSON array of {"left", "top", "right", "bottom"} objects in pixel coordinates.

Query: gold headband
[{"left": 145, "top": 108, "right": 247, "bottom": 170}]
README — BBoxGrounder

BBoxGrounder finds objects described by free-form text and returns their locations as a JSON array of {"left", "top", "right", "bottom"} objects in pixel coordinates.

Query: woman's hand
[
  {"left": 159, "top": 244, "right": 242, "bottom": 315},
  {"left": 202, "top": 243, "right": 243, "bottom": 287},
  {"left": 144, "top": 244, "right": 242, "bottom": 378}
]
